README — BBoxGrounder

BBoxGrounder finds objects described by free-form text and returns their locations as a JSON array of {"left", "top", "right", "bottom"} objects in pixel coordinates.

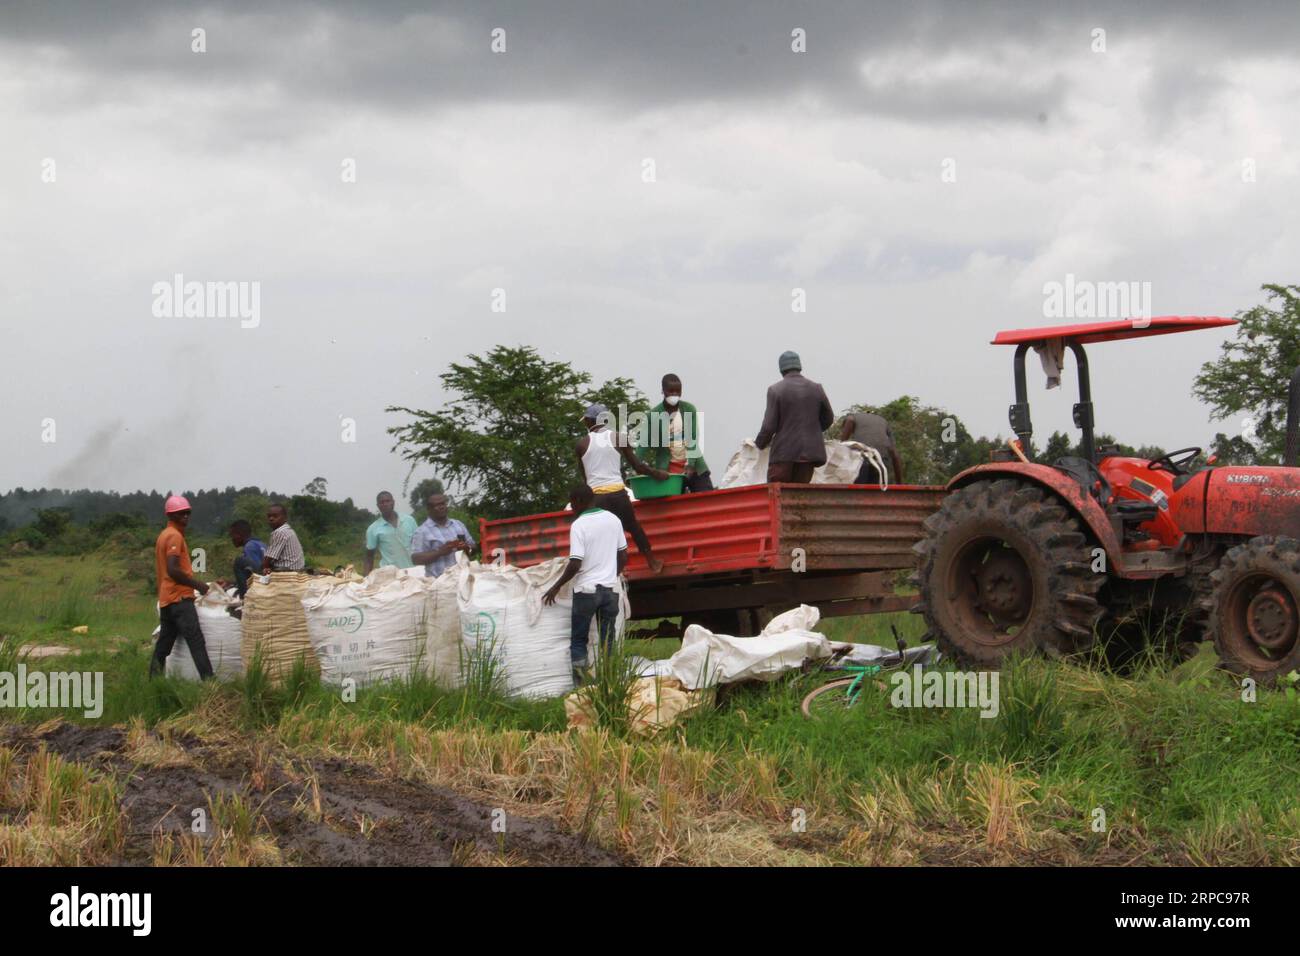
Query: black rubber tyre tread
[
  {"left": 914, "top": 479, "right": 1105, "bottom": 668},
  {"left": 1206, "top": 536, "right": 1300, "bottom": 687}
]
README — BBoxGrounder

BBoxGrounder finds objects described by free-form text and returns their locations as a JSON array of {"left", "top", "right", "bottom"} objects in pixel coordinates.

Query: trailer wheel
[
  {"left": 1207, "top": 536, "right": 1300, "bottom": 686},
  {"left": 913, "top": 479, "right": 1104, "bottom": 667}
]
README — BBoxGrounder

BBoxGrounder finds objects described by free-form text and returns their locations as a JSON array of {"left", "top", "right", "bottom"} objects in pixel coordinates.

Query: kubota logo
[{"left": 326, "top": 606, "right": 365, "bottom": 633}]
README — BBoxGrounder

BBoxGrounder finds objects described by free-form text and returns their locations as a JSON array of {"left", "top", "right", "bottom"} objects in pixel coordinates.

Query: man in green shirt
[
  {"left": 635, "top": 373, "right": 713, "bottom": 492},
  {"left": 364, "top": 491, "right": 419, "bottom": 573}
]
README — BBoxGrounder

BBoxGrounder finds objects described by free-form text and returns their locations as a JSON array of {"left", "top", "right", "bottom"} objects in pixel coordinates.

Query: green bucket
[{"left": 627, "top": 474, "right": 685, "bottom": 499}]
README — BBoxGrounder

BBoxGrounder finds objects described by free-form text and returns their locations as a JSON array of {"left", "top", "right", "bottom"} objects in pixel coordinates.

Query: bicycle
[{"left": 799, "top": 626, "right": 935, "bottom": 719}]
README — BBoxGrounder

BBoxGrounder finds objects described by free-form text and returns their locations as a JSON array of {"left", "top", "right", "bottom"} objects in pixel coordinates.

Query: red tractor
[{"left": 914, "top": 316, "right": 1300, "bottom": 683}]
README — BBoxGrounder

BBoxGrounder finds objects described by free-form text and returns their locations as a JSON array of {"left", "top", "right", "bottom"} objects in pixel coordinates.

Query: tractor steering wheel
[{"left": 1148, "top": 447, "right": 1202, "bottom": 476}]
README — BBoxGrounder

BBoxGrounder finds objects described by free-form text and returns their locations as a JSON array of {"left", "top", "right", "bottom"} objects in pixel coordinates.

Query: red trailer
[{"left": 479, "top": 483, "right": 945, "bottom": 636}]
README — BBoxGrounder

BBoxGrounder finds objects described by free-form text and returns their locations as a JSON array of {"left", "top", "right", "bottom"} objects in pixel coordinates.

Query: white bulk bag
[
  {"left": 819, "top": 440, "right": 870, "bottom": 483},
  {"left": 457, "top": 558, "right": 571, "bottom": 699},
  {"left": 719, "top": 440, "right": 767, "bottom": 488},
  {"left": 456, "top": 557, "right": 628, "bottom": 699},
  {"left": 525, "top": 558, "right": 629, "bottom": 672},
  {"left": 719, "top": 440, "right": 869, "bottom": 488},
  {"left": 301, "top": 567, "right": 429, "bottom": 686},
  {"left": 166, "top": 588, "right": 244, "bottom": 681}
]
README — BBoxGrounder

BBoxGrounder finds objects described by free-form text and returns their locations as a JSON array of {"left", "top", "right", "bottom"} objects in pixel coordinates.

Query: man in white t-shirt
[{"left": 543, "top": 484, "right": 628, "bottom": 682}]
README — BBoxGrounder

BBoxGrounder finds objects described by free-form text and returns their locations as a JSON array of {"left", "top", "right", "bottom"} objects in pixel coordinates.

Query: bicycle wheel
[{"left": 801, "top": 678, "right": 863, "bottom": 719}]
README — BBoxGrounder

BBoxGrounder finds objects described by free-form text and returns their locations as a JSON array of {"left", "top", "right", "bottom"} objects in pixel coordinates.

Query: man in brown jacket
[{"left": 754, "top": 351, "right": 835, "bottom": 483}]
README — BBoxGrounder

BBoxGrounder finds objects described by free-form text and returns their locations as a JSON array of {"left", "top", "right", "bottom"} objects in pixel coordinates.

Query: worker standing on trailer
[
  {"left": 364, "top": 491, "right": 419, "bottom": 574},
  {"left": 150, "top": 495, "right": 215, "bottom": 680},
  {"left": 543, "top": 484, "right": 628, "bottom": 684},
  {"left": 754, "top": 351, "right": 835, "bottom": 483},
  {"left": 577, "top": 402, "right": 668, "bottom": 574},
  {"left": 635, "top": 373, "right": 714, "bottom": 492},
  {"left": 840, "top": 410, "right": 905, "bottom": 484},
  {"left": 261, "top": 503, "right": 306, "bottom": 572}
]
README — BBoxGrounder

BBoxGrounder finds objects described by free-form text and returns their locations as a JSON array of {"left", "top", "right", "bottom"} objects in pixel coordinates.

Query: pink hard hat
[{"left": 164, "top": 495, "right": 192, "bottom": 514}]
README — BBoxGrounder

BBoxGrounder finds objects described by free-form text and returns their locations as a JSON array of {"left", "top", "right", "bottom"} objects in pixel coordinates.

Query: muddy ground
[{"left": 1, "top": 722, "right": 626, "bottom": 867}]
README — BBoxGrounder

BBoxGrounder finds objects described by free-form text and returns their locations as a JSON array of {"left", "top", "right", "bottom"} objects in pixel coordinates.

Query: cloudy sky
[{"left": 2, "top": 0, "right": 1297, "bottom": 508}]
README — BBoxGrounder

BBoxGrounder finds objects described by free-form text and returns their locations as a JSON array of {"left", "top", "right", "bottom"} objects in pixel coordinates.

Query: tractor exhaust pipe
[{"left": 1286, "top": 366, "right": 1300, "bottom": 467}]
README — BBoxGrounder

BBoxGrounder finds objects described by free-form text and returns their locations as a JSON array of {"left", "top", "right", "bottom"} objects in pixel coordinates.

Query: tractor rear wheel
[
  {"left": 1207, "top": 536, "right": 1300, "bottom": 686},
  {"left": 914, "top": 479, "right": 1104, "bottom": 667}
]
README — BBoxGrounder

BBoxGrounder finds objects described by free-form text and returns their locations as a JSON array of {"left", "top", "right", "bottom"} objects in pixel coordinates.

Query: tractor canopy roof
[{"left": 991, "top": 316, "right": 1236, "bottom": 346}]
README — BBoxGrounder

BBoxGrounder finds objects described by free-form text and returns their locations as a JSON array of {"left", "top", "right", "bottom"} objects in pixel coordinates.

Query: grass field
[{"left": 2, "top": 551, "right": 1299, "bottom": 866}]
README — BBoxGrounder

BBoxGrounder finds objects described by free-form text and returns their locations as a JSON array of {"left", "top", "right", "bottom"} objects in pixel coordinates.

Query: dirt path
[{"left": 2, "top": 722, "right": 625, "bottom": 867}]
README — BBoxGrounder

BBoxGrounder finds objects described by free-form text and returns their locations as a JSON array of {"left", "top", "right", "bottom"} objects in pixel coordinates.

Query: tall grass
[
  {"left": 578, "top": 639, "right": 644, "bottom": 738},
  {"left": 0, "top": 745, "right": 125, "bottom": 865},
  {"left": 8, "top": 547, "right": 1300, "bottom": 863},
  {"left": 0, "top": 634, "right": 24, "bottom": 673},
  {"left": 456, "top": 633, "right": 509, "bottom": 721}
]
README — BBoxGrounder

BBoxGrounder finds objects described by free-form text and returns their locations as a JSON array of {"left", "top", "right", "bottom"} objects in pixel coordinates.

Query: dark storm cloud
[{"left": 5, "top": 0, "right": 1297, "bottom": 122}]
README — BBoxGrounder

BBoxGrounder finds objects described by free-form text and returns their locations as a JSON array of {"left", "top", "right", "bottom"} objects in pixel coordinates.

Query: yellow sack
[
  {"left": 241, "top": 571, "right": 319, "bottom": 683},
  {"left": 565, "top": 676, "right": 712, "bottom": 737}
]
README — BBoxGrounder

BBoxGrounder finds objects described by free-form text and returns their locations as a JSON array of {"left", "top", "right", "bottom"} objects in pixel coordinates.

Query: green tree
[
  {"left": 387, "top": 345, "right": 645, "bottom": 517},
  {"left": 232, "top": 493, "right": 271, "bottom": 538},
  {"left": 1192, "top": 284, "right": 1300, "bottom": 465},
  {"left": 408, "top": 477, "right": 445, "bottom": 515},
  {"left": 1042, "top": 431, "right": 1073, "bottom": 463},
  {"left": 34, "top": 508, "right": 72, "bottom": 540},
  {"left": 836, "top": 396, "right": 1010, "bottom": 485},
  {"left": 1041, "top": 429, "right": 1165, "bottom": 463},
  {"left": 302, "top": 477, "right": 328, "bottom": 498},
  {"left": 1209, "top": 432, "right": 1257, "bottom": 467}
]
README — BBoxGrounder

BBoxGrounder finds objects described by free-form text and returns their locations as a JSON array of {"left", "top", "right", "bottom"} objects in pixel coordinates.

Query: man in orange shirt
[{"left": 150, "top": 495, "right": 215, "bottom": 680}]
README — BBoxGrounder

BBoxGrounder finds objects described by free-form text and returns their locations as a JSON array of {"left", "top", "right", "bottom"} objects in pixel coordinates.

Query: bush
[
  {"left": 12, "top": 527, "right": 47, "bottom": 550},
  {"left": 34, "top": 508, "right": 73, "bottom": 540}
]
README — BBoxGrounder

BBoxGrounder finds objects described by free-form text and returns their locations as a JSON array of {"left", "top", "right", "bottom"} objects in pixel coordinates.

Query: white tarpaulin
[
  {"left": 166, "top": 587, "right": 244, "bottom": 681},
  {"left": 302, "top": 567, "right": 430, "bottom": 686},
  {"left": 667, "top": 603, "right": 833, "bottom": 690},
  {"left": 718, "top": 439, "right": 866, "bottom": 488}
]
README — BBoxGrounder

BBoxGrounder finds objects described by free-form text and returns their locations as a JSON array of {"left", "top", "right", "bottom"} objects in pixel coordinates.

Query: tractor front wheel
[
  {"left": 914, "top": 479, "right": 1104, "bottom": 667},
  {"left": 1207, "top": 536, "right": 1300, "bottom": 686}
]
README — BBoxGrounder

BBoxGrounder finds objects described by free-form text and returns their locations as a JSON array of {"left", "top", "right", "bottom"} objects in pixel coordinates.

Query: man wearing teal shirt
[
  {"left": 634, "top": 373, "right": 713, "bottom": 492},
  {"left": 364, "top": 491, "right": 418, "bottom": 573}
]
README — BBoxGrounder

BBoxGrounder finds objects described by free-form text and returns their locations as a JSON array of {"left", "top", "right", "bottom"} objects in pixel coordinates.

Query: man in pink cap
[{"left": 151, "top": 495, "right": 214, "bottom": 680}]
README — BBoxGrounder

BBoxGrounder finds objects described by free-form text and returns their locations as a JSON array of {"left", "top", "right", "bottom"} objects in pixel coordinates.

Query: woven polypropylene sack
[
  {"left": 167, "top": 587, "right": 244, "bottom": 681},
  {"left": 241, "top": 571, "right": 318, "bottom": 682},
  {"left": 302, "top": 572, "right": 428, "bottom": 687},
  {"left": 426, "top": 559, "right": 466, "bottom": 688},
  {"left": 457, "top": 557, "right": 573, "bottom": 699}
]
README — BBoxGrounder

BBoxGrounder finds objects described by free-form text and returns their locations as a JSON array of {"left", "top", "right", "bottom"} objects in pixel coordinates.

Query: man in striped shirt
[{"left": 261, "top": 503, "right": 307, "bottom": 572}]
